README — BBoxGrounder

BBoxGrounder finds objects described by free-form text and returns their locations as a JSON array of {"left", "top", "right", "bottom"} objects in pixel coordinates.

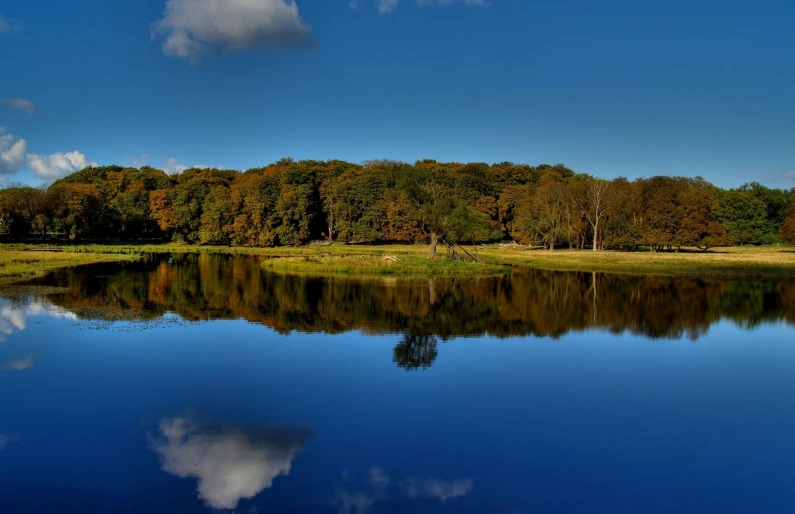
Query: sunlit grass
[
  {"left": 0, "top": 246, "right": 139, "bottom": 284},
  {"left": 477, "top": 244, "right": 795, "bottom": 277}
]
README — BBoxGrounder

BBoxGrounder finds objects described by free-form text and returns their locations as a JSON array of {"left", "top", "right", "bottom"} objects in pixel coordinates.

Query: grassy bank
[
  {"left": 2, "top": 242, "right": 794, "bottom": 281},
  {"left": 477, "top": 244, "right": 795, "bottom": 277},
  {"left": 0, "top": 245, "right": 140, "bottom": 285}
]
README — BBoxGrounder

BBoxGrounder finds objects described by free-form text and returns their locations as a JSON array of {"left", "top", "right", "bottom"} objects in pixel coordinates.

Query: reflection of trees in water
[
  {"left": 393, "top": 333, "right": 438, "bottom": 371},
  {"left": 24, "top": 253, "right": 795, "bottom": 343}
]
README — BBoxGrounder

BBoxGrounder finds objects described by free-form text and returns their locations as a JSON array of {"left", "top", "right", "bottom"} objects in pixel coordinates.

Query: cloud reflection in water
[
  {"left": 1, "top": 354, "right": 35, "bottom": 371},
  {"left": 0, "top": 300, "right": 77, "bottom": 341},
  {"left": 150, "top": 417, "right": 311, "bottom": 510}
]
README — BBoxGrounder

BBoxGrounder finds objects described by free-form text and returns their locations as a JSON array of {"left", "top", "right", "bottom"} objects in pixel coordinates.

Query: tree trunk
[
  {"left": 592, "top": 221, "right": 599, "bottom": 251},
  {"left": 429, "top": 233, "right": 438, "bottom": 260}
]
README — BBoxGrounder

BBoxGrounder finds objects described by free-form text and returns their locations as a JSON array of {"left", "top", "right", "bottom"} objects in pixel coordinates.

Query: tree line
[{"left": 1, "top": 159, "right": 794, "bottom": 254}]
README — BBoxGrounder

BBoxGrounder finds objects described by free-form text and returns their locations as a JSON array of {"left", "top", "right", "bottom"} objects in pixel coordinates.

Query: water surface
[{"left": 1, "top": 254, "right": 794, "bottom": 513}]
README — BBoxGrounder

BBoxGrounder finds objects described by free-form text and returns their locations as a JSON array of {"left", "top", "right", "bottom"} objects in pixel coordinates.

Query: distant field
[
  {"left": 1, "top": 243, "right": 794, "bottom": 282},
  {"left": 478, "top": 245, "right": 795, "bottom": 277}
]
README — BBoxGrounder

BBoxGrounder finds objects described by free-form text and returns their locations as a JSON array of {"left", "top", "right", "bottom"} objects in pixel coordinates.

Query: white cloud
[
  {"left": 0, "top": 128, "right": 94, "bottom": 180},
  {"left": 152, "top": 0, "right": 316, "bottom": 60},
  {"left": 419, "top": 0, "right": 488, "bottom": 5},
  {"left": 164, "top": 160, "right": 223, "bottom": 174},
  {"left": 163, "top": 158, "right": 188, "bottom": 174},
  {"left": 1, "top": 98, "right": 35, "bottom": 115},
  {"left": 0, "top": 128, "right": 27, "bottom": 175},
  {"left": 130, "top": 154, "right": 150, "bottom": 168},
  {"left": 1, "top": 355, "right": 35, "bottom": 371},
  {"left": 403, "top": 477, "right": 473, "bottom": 501},
  {"left": 378, "top": 0, "right": 399, "bottom": 14},
  {"left": 378, "top": 0, "right": 487, "bottom": 14},
  {"left": 27, "top": 151, "right": 96, "bottom": 180},
  {"left": 150, "top": 417, "right": 311, "bottom": 510}
]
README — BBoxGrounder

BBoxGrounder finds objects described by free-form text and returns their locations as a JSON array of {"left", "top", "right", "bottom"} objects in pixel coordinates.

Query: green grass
[
  {"left": 261, "top": 254, "right": 509, "bottom": 277},
  {"left": 2, "top": 242, "right": 794, "bottom": 282},
  {"left": 0, "top": 245, "right": 140, "bottom": 285}
]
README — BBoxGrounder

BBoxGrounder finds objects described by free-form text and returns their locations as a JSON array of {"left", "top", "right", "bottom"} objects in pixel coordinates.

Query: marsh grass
[
  {"left": 262, "top": 254, "right": 509, "bottom": 277},
  {"left": 2, "top": 242, "right": 794, "bottom": 282},
  {"left": 0, "top": 245, "right": 139, "bottom": 284}
]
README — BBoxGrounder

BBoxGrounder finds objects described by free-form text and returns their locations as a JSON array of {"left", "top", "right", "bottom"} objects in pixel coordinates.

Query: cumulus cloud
[
  {"left": 152, "top": 0, "right": 316, "bottom": 60},
  {"left": 27, "top": 151, "right": 97, "bottom": 180},
  {"left": 377, "top": 0, "right": 487, "bottom": 14},
  {"left": 402, "top": 477, "right": 473, "bottom": 501},
  {"left": 163, "top": 158, "right": 188, "bottom": 174},
  {"left": 1, "top": 98, "right": 35, "bottom": 115},
  {"left": 130, "top": 154, "right": 149, "bottom": 168},
  {"left": 0, "top": 128, "right": 27, "bottom": 175},
  {"left": 150, "top": 417, "right": 311, "bottom": 510},
  {"left": 0, "top": 128, "right": 94, "bottom": 180},
  {"left": 1, "top": 355, "right": 35, "bottom": 371}
]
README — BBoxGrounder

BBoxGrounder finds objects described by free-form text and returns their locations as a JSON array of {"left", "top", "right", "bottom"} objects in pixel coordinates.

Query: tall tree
[{"left": 580, "top": 179, "right": 610, "bottom": 251}]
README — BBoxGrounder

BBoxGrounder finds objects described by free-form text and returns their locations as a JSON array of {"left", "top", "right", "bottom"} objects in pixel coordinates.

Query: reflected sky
[
  {"left": 0, "top": 300, "right": 76, "bottom": 341},
  {"left": 1, "top": 261, "right": 795, "bottom": 513}
]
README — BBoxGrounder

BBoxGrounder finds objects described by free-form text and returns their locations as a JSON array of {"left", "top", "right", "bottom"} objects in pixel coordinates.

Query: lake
[{"left": 1, "top": 253, "right": 794, "bottom": 513}]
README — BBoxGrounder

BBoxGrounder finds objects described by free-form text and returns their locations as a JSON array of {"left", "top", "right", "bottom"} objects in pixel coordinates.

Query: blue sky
[{"left": 1, "top": 0, "right": 794, "bottom": 188}]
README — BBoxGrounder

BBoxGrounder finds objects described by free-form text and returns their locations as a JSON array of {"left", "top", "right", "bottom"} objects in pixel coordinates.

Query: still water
[{"left": 1, "top": 253, "right": 794, "bottom": 513}]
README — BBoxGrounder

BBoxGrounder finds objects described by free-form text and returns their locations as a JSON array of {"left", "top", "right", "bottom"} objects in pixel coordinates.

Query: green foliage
[
  {"left": 199, "top": 186, "right": 234, "bottom": 245},
  {"left": 717, "top": 183, "right": 789, "bottom": 245}
]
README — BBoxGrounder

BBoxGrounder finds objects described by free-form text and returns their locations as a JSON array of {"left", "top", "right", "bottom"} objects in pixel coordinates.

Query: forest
[{"left": 1, "top": 159, "right": 794, "bottom": 255}]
